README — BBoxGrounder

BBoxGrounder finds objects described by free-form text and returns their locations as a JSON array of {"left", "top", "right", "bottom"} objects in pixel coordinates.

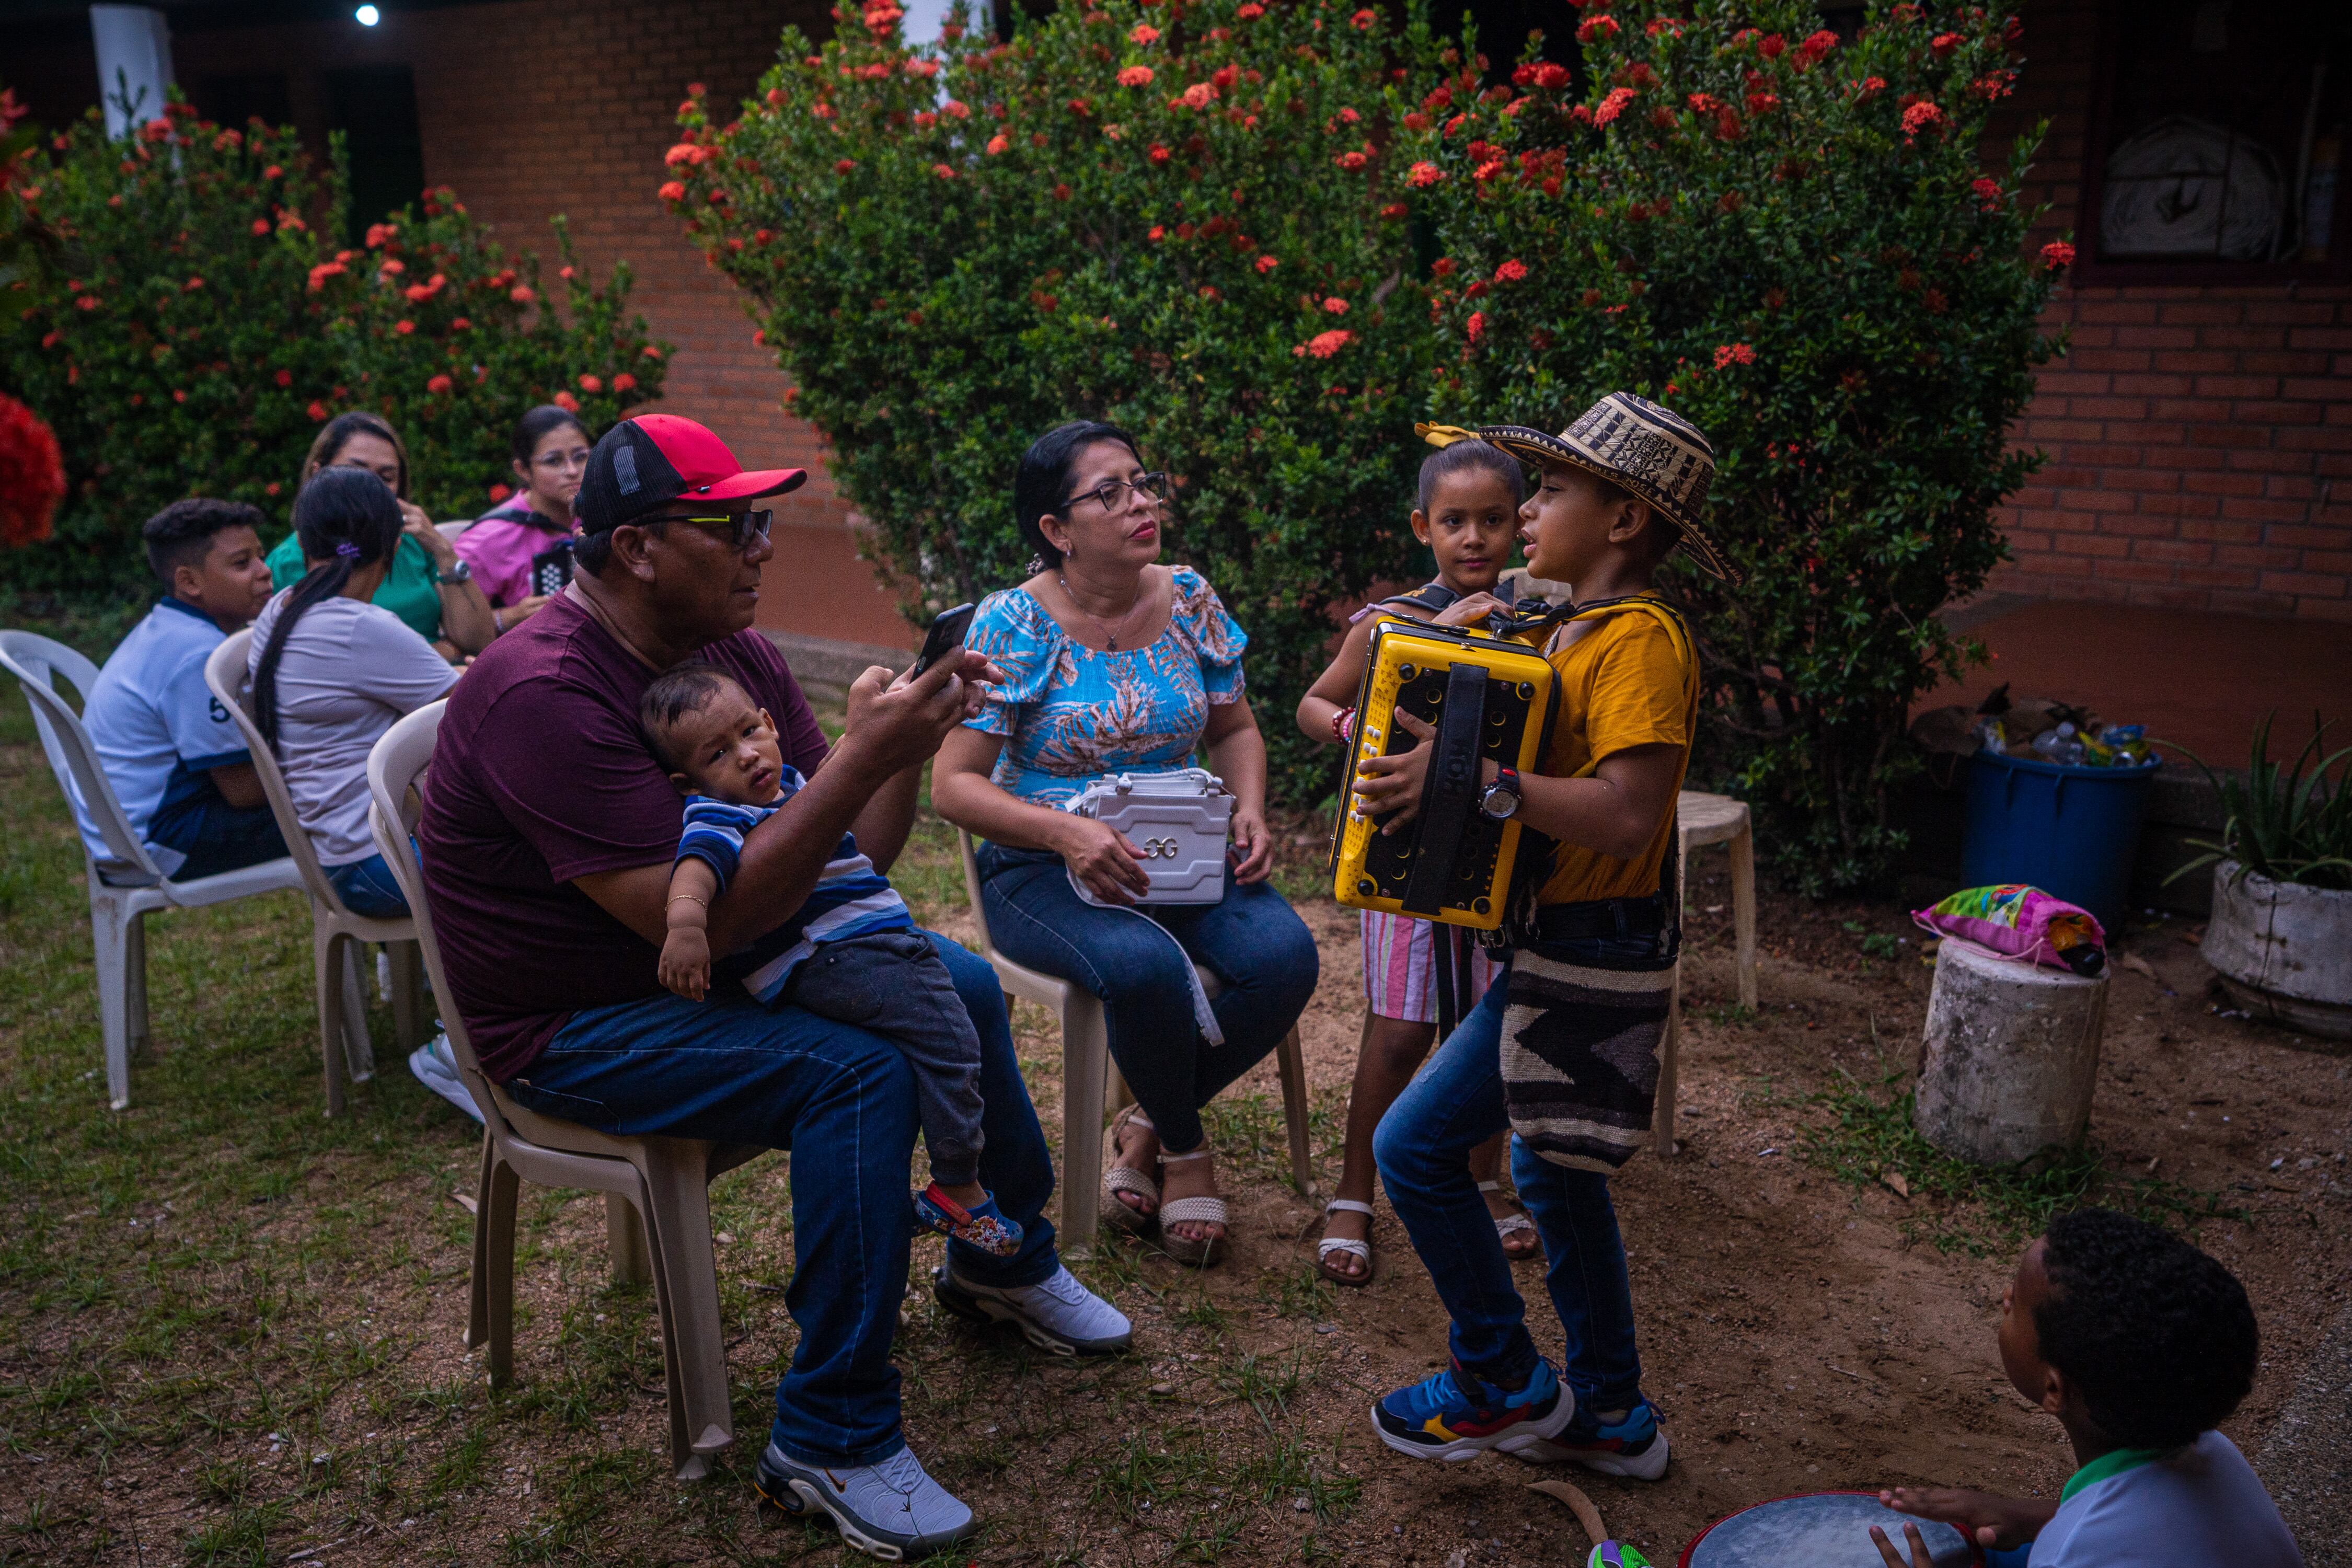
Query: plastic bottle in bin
[{"left": 2031, "top": 721, "right": 2088, "bottom": 766}]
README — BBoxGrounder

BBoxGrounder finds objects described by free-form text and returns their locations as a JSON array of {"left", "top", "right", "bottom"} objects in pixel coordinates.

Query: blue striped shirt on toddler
[{"left": 674, "top": 774, "right": 913, "bottom": 1003}]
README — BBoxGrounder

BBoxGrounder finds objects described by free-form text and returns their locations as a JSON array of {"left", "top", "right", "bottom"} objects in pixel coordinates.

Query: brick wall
[{"left": 1987, "top": 0, "right": 2352, "bottom": 620}]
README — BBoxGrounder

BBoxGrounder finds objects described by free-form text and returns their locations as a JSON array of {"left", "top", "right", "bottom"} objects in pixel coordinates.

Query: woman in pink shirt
[{"left": 454, "top": 405, "right": 591, "bottom": 631}]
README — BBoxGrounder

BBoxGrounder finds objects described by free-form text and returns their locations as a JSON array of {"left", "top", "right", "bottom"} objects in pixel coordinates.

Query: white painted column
[{"left": 89, "top": 5, "right": 176, "bottom": 136}]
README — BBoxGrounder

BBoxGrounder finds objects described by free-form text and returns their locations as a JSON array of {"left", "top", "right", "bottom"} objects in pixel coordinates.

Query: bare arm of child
[
  {"left": 1297, "top": 614, "right": 1381, "bottom": 745},
  {"left": 659, "top": 858, "right": 722, "bottom": 1002},
  {"left": 1876, "top": 1486, "right": 2055, "bottom": 1554}
]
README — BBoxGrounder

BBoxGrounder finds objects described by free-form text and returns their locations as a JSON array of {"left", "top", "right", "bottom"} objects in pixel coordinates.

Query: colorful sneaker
[
  {"left": 1509, "top": 1396, "right": 1671, "bottom": 1481},
  {"left": 1371, "top": 1356, "right": 1575, "bottom": 1462},
  {"left": 912, "top": 1183, "right": 1023, "bottom": 1256},
  {"left": 1588, "top": 1543, "right": 1656, "bottom": 1568},
  {"left": 752, "top": 1442, "right": 975, "bottom": 1559}
]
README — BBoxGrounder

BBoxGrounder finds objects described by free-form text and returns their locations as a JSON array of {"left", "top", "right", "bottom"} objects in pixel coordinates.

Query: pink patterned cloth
[{"left": 1361, "top": 907, "right": 1501, "bottom": 1024}]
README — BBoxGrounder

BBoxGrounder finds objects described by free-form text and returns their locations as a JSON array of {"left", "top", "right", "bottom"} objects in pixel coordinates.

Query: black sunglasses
[{"left": 650, "top": 509, "right": 775, "bottom": 551}]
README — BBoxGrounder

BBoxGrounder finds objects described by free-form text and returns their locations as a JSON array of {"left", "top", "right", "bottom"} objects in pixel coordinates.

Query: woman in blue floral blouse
[{"left": 934, "top": 421, "right": 1319, "bottom": 1266}]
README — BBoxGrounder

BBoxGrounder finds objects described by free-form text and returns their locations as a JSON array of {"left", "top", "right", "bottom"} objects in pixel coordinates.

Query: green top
[
  {"left": 266, "top": 531, "right": 444, "bottom": 644},
  {"left": 2059, "top": 1446, "right": 2163, "bottom": 1503}
]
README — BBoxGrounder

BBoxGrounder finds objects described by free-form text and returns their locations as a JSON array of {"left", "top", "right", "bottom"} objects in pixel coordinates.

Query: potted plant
[{"left": 2169, "top": 714, "right": 2352, "bottom": 1041}]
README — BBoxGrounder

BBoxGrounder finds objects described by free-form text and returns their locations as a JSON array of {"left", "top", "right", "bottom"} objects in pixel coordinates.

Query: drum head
[{"left": 1680, "top": 1492, "right": 1974, "bottom": 1568}]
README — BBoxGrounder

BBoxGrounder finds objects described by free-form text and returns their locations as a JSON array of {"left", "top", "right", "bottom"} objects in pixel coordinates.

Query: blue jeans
[
  {"left": 975, "top": 843, "right": 1319, "bottom": 1152},
  {"left": 1373, "top": 947, "right": 1647, "bottom": 1412},
  {"left": 502, "top": 930, "right": 1060, "bottom": 1469},
  {"left": 150, "top": 795, "right": 284, "bottom": 882},
  {"left": 326, "top": 852, "right": 410, "bottom": 917}
]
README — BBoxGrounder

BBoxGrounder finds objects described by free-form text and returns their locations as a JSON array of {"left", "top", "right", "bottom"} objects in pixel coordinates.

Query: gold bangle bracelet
[{"left": 667, "top": 894, "right": 708, "bottom": 909}]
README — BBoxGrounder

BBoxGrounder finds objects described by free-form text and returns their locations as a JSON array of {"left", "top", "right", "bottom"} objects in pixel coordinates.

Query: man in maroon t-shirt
[{"left": 418, "top": 416, "right": 1128, "bottom": 1558}]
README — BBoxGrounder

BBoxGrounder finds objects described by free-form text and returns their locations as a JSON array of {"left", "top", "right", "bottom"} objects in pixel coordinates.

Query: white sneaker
[
  {"left": 754, "top": 1442, "right": 975, "bottom": 1559},
  {"left": 408, "top": 1032, "right": 483, "bottom": 1124},
  {"left": 931, "top": 1261, "right": 1132, "bottom": 1356}
]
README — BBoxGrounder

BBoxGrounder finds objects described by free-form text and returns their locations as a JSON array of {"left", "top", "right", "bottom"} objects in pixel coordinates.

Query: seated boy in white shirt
[
  {"left": 77, "top": 500, "right": 283, "bottom": 880},
  {"left": 1871, "top": 1208, "right": 2302, "bottom": 1568}
]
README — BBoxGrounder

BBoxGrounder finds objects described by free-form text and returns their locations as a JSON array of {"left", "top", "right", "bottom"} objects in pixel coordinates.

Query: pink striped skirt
[{"left": 1361, "top": 907, "right": 1502, "bottom": 1024}]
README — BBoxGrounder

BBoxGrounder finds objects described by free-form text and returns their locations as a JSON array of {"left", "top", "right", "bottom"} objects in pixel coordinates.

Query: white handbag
[{"left": 1062, "top": 767, "right": 1234, "bottom": 907}]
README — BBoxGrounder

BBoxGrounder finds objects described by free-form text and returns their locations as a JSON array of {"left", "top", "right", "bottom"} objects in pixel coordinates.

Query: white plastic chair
[
  {"left": 203, "top": 630, "right": 431, "bottom": 1113},
  {"left": 1657, "top": 790, "right": 1759, "bottom": 1157},
  {"left": 955, "top": 828, "right": 1314, "bottom": 1242},
  {"left": 366, "top": 702, "right": 763, "bottom": 1480},
  {"left": 1, "top": 629, "right": 307, "bottom": 1109}
]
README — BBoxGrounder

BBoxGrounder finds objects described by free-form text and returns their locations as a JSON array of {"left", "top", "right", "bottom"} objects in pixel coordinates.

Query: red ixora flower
[
  {"left": 1594, "top": 87, "right": 1637, "bottom": 125},
  {"left": 1182, "top": 82, "right": 1217, "bottom": 109},
  {"left": 1901, "top": 99, "right": 1943, "bottom": 140},
  {"left": 554, "top": 391, "right": 581, "bottom": 412},
  {"left": 931, "top": 163, "right": 956, "bottom": 179},
  {"left": 1379, "top": 201, "right": 1408, "bottom": 219},
  {"left": 1930, "top": 31, "right": 1960, "bottom": 57},
  {"left": 1406, "top": 160, "right": 1445, "bottom": 187},
  {"left": 0, "top": 394, "right": 67, "bottom": 549},
  {"left": 986, "top": 134, "right": 1010, "bottom": 154},
  {"left": 1236, "top": 3, "right": 1263, "bottom": 16},
  {"left": 394, "top": 319, "right": 416, "bottom": 335},
  {"left": 1129, "top": 22, "right": 1159, "bottom": 43},
  {"left": 1973, "top": 176, "right": 2004, "bottom": 210},
  {"left": 426, "top": 374, "right": 454, "bottom": 395},
  {"left": 1465, "top": 310, "right": 1486, "bottom": 345},
  {"left": 274, "top": 368, "right": 293, "bottom": 387},
  {"left": 613, "top": 372, "right": 638, "bottom": 392},
  {"left": 836, "top": 159, "right": 856, "bottom": 174},
  {"left": 1494, "top": 259, "right": 1528, "bottom": 283},
  {"left": 511, "top": 285, "right": 536, "bottom": 304},
  {"left": 659, "top": 180, "right": 687, "bottom": 202},
  {"left": 1323, "top": 297, "right": 1350, "bottom": 314},
  {"left": 579, "top": 374, "right": 604, "bottom": 393},
  {"left": 1576, "top": 15, "right": 1618, "bottom": 43},
  {"left": 307, "top": 400, "right": 330, "bottom": 421},
  {"left": 1296, "top": 328, "right": 1354, "bottom": 358},
  {"left": 1713, "top": 341, "right": 1757, "bottom": 367},
  {"left": 1335, "top": 150, "right": 1368, "bottom": 171},
  {"left": 488, "top": 483, "right": 512, "bottom": 503},
  {"left": 1119, "top": 64, "right": 1155, "bottom": 87},
  {"left": 1351, "top": 8, "right": 1377, "bottom": 28},
  {"left": 2040, "top": 240, "right": 2077, "bottom": 271},
  {"left": 1255, "top": 254, "right": 1278, "bottom": 273}
]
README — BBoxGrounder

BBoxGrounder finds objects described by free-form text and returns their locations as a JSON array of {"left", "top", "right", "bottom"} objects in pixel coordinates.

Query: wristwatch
[
  {"left": 435, "top": 558, "right": 472, "bottom": 586},
  {"left": 1477, "top": 765, "right": 1521, "bottom": 823}
]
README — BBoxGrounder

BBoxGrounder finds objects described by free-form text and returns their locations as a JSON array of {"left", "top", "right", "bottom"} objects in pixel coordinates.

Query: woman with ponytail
[{"left": 248, "top": 467, "right": 458, "bottom": 916}]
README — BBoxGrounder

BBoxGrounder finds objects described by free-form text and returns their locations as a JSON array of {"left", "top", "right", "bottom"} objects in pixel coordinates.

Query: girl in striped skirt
[{"left": 1295, "top": 433, "right": 1543, "bottom": 1286}]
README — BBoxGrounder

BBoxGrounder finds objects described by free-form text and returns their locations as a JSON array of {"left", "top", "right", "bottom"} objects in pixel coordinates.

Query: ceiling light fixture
[{"left": 355, "top": 5, "right": 381, "bottom": 24}]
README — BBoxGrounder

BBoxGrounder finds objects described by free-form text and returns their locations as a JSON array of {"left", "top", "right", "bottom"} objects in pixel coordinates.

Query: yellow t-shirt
[{"left": 1535, "top": 605, "right": 1694, "bottom": 906}]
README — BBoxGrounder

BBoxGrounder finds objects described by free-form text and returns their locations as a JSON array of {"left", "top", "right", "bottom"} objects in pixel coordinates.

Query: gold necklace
[{"left": 1059, "top": 572, "right": 1148, "bottom": 651}]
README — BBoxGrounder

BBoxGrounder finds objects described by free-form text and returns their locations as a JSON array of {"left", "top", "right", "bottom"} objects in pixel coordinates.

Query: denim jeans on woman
[
  {"left": 503, "top": 930, "right": 1062, "bottom": 1469},
  {"left": 326, "top": 851, "right": 410, "bottom": 917},
  {"left": 975, "top": 843, "right": 1319, "bottom": 1153},
  {"left": 1373, "top": 943, "right": 1653, "bottom": 1414}
]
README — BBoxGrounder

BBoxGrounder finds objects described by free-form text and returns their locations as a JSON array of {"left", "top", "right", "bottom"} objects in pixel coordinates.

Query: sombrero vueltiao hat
[{"left": 1465, "top": 392, "right": 1741, "bottom": 586}]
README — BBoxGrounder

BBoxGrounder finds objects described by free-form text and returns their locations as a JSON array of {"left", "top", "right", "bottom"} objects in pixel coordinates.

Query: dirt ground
[{"left": 8, "top": 846, "right": 2348, "bottom": 1566}]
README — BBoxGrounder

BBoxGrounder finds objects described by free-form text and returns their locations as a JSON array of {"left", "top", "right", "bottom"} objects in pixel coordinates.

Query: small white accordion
[{"left": 1062, "top": 767, "right": 1234, "bottom": 907}]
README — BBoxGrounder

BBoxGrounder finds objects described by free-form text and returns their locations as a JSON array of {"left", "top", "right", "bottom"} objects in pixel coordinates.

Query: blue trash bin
[{"left": 1961, "top": 749, "right": 2162, "bottom": 932}]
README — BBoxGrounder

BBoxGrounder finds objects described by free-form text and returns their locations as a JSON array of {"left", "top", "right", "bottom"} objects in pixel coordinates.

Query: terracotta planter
[{"left": 2202, "top": 861, "right": 2352, "bottom": 1043}]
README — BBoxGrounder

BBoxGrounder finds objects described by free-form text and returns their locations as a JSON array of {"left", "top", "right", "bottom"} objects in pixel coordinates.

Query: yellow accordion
[{"left": 1330, "top": 617, "right": 1558, "bottom": 931}]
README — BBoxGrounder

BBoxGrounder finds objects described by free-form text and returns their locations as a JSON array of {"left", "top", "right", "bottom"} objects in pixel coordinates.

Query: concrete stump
[{"left": 1916, "top": 938, "right": 2109, "bottom": 1165}]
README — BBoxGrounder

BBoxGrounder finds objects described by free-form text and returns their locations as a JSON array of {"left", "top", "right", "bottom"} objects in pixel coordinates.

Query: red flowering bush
[
  {"left": 0, "top": 391, "right": 65, "bottom": 547},
  {"left": 1398, "top": 0, "right": 2067, "bottom": 889},
  {"left": 669, "top": 0, "right": 1446, "bottom": 798},
  {"left": 0, "top": 100, "right": 666, "bottom": 605}
]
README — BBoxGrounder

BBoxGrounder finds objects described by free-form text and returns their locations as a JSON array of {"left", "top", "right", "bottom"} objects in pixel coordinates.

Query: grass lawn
[{"left": 3, "top": 675, "right": 2345, "bottom": 1567}]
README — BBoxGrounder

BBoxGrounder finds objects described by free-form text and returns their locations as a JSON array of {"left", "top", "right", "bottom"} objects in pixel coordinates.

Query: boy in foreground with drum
[
  {"left": 1867, "top": 1208, "right": 2300, "bottom": 1568},
  {"left": 642, "top": 662, "right": 1021, "bottom": 1257},
  {"left": 1350, "top": 393, "right": 1735, "bottom": 1479}
]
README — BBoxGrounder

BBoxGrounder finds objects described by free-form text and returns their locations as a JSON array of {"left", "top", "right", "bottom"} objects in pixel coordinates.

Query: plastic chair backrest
[
  {"left": 955, "top": 828, "right": 997, "bottom": 955},
  {"left": 365, "top": 700, "right": 511, "bottom": 1131},
  {"left": 203, "top": 629, "right": 347, "bottom": 911},
  {"left": 0, "top": 629, "right": 163, "bottom": 882},
  {"left": 436, "top": 520, "right": 472, "bottom": 545}
]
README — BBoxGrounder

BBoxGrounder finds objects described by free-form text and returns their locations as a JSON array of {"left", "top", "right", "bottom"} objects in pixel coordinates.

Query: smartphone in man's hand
[{"left": 910, "top": 603, "right": 977, "bottom": 678}]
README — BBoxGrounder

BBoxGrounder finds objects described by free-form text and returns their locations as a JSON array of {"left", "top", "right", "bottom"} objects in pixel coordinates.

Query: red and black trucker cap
[{"left": 574, "top": 414, "right": 806, "bottom": 534}]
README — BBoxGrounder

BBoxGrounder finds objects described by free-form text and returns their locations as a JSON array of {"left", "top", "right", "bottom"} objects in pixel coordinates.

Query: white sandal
[
  {"left": 1317, "top": 1198, "right": 1375, "bottom": 1288},
  {"left": 1100, "top": 1106, "right": 1160, "bottom": 1235},
  {"left": 1156, "top": 1148, "right": 1229, "bottom": 1267},
  {"left": 1480, "top": 1180, "right": 1539, "bottom": 1257}
]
